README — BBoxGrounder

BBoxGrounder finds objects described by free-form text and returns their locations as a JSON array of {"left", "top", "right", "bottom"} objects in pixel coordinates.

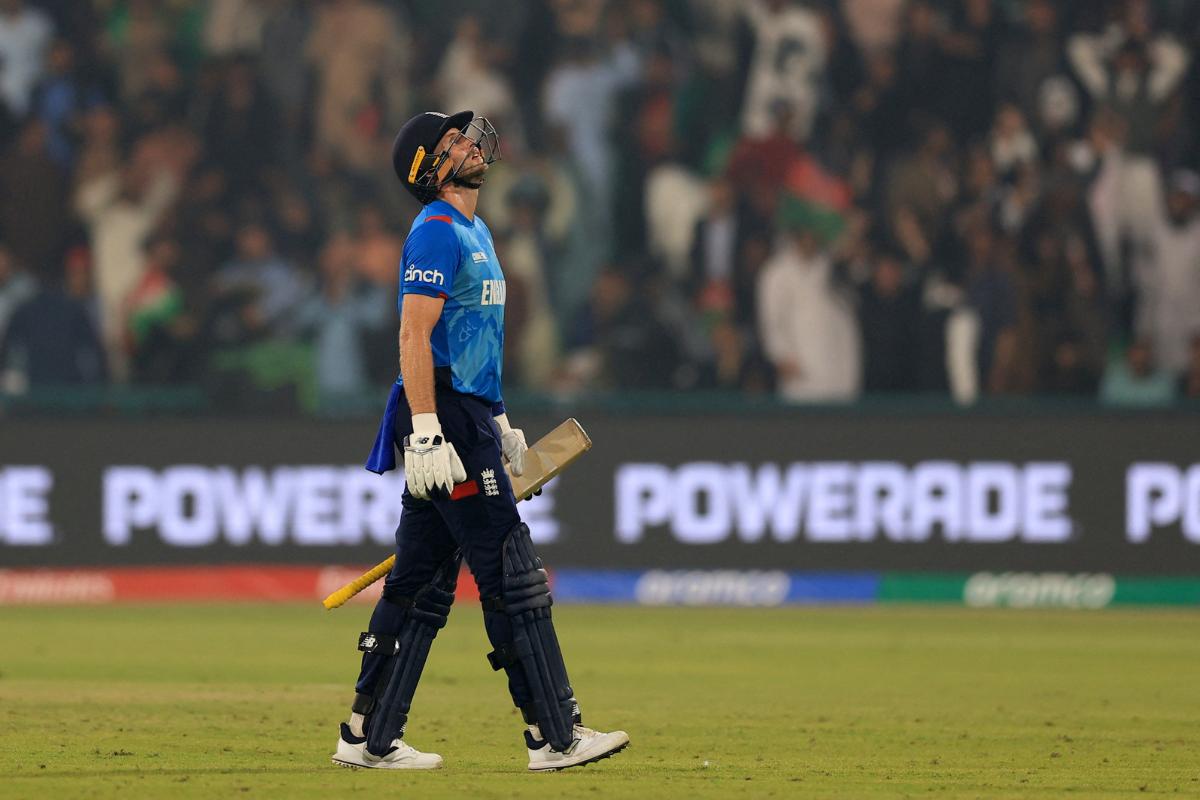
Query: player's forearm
[{"left": 399, "top": 326, "right": 437, "bottom": 415}]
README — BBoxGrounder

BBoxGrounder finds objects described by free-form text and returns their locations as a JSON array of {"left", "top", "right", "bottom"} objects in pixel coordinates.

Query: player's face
[{"left": 436, "top": 128, "right": 488, "bottom": 183}]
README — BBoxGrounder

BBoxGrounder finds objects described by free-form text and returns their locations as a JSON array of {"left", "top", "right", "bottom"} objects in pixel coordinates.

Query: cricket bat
[{"left": 322, "top": 418, "right": 592, "bottom": 609}]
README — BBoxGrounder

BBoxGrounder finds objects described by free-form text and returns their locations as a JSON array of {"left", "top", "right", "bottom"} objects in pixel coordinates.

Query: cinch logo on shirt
[
  {"left": 404, "top": 265, "right": 445, "bottom": 285},
  {"left": 481, "top": 279, "right": 506, "bottom": 306},
  {"left": 471, "top": 251, "right": 488, "bottom": 263}
]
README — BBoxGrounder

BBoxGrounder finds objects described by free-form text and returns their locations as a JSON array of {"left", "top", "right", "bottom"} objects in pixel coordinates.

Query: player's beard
[
  {"left": 451, "top": 175, "right": 486, "bottom": 190},
  {"left": 451, "top": 161, "right": 488, "bottom": 190}
]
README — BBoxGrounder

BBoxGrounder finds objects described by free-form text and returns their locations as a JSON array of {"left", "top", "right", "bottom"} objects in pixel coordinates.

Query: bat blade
[{"left": 508, "top": 417, "right": 592, "bottom": 500}]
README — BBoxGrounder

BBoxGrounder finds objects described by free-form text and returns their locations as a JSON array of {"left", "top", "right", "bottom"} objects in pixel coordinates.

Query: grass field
[{"left": 1, "top": 603, "right": 1198, "bottom": 799}]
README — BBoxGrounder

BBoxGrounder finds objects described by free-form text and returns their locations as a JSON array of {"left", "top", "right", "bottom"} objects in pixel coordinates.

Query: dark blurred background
[{"left": 1, "top": 0, "right": 1198, "bottom": 416}]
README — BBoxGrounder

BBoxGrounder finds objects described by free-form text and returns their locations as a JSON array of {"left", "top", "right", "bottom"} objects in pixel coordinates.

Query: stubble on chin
[
  {"left": 452, "top": 161, "right": 488, "bottom": 188},
  {"left": 461, "top": 160, "right": 488, "bottom": 180}
]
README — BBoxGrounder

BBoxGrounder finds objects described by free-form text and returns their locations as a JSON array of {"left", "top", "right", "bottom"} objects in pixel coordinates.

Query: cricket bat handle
[{"left": 322, "top": 556, "right": 396, "bottom": 609}]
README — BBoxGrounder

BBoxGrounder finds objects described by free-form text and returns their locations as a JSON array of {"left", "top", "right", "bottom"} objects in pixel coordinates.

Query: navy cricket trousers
[{"left": 354, "top": 387, "right": 534, "bottom": 709}]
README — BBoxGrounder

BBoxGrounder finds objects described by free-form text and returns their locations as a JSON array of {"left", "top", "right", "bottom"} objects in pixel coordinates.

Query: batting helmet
[{"left": 391, "top": 110, "right": 500, "bottom": 205}]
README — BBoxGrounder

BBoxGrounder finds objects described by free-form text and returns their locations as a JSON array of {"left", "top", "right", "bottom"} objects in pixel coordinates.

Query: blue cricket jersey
[
  {"left": 366, "top": 200, "right": 507, "bottom": 474},
  {"left": 398, "top": 200, "right": 506, "bottom": 402}
]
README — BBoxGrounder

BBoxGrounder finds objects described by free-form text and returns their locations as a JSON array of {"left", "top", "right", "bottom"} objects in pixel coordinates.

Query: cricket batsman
[{"left": 331, "top": 110, "right": 630, "bottom": 771}]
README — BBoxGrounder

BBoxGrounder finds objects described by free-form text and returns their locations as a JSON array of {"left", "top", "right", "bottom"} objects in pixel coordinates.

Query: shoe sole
[
  {"left": 528, "top": 739, "right": 630, "bottom": 772},
  {"left": 331, "top": 757, "right": 442, "bottom": 770}
]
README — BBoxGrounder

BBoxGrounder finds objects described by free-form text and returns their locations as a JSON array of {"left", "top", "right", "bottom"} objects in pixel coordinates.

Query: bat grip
[{"left": 322, "top": 556, "right": 395, "bottom": 609}]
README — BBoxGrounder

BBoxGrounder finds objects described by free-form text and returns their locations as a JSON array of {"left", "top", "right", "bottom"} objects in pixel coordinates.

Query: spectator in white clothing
[
  {"left": 757, "top": 202, "right": 860, "bottom": 402},
  {"left": 1068, "top": 20, "right": 1190, "bottom": 244},
  {"left": 543, "top": 36, "right": 640, "bottom": 245},
  {"left": 75, "top": 133, "right": 190, "bottom": 381},
  {"left": 0, "top": 0, "right": 54, "bottom": 117},
  {"left": 1133, "top": 169, "right": 1200, "bottom": 374}
]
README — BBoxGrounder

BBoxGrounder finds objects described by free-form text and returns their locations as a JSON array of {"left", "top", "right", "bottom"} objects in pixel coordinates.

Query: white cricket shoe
[
  {"left": 525, "top": 723, "right": 629, "bottom": 772},
  {"left": 331, "top": 723, "right": 443, "bottom": 769}
]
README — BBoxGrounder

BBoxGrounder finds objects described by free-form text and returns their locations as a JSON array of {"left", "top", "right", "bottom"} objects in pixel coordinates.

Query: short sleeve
[{"left": 400, "top": 218, "right": 460, "bottom": 300}]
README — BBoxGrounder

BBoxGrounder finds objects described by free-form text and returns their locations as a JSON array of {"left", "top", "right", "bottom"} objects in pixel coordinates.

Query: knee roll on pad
[
  {"left": 489, "top": 523, "right": 579, "bottom": 752},
  {"left": 361, "top": 551, "right": 461, "bottom": 757}
]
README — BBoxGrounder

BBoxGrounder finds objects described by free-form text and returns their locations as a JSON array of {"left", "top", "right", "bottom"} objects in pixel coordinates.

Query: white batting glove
[
  {"left": 494, "top": 413, "right": 527, "bottom": 477},
  {"left": 403, "top": 413, "right": 467, "bottom": 500}
]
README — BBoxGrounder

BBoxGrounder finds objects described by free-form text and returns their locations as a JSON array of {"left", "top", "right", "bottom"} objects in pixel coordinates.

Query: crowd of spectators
[{"left": 1, "top": 0, "right": 1199, "bottom": 410}]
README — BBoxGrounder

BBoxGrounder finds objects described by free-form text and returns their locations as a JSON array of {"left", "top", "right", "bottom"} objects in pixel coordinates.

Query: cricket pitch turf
[{"left": 1, "top": 603, "right": 1197, "bottom": 798}]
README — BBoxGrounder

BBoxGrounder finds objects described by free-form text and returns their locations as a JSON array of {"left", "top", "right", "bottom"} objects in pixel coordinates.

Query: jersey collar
[{"left": 427, "top": 199, "right": 474, "bottom": 227}]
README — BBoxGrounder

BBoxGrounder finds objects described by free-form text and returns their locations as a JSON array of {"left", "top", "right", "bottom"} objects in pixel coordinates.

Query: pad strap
[
  {"left": 352, "top": 692, "right": 375, "bottom": 716},
  {"left": 358, "top": 632, "right": 401, "bottom": 655},
  {"left": 487, "top": 642, "right": 520, "bottom": 671}
]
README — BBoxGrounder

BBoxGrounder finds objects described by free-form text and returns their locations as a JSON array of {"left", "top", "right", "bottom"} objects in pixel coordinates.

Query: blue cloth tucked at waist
[
  {"left": 365, "top": 381, "right": 504, "bottom": 475},
  {"left": 366, "top": 382, "right": 405, "bottom": 474}
]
